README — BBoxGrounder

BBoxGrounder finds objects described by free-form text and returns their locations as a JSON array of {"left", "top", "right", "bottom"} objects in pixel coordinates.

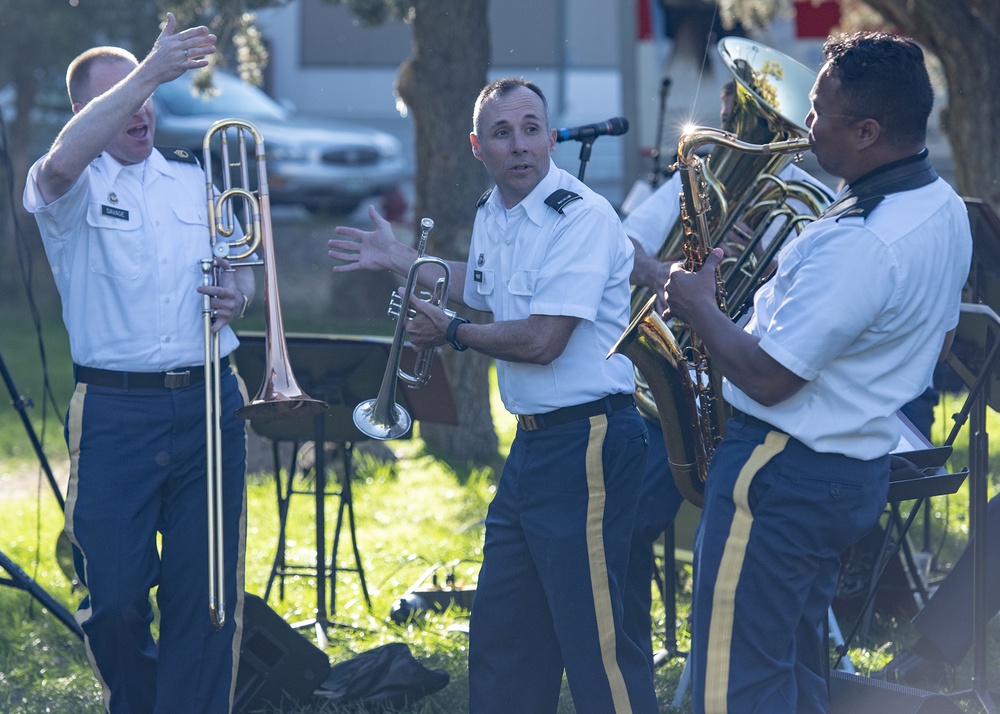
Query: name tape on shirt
[{"left": 101, "top": 205, "right": 129, "bottom": 221}]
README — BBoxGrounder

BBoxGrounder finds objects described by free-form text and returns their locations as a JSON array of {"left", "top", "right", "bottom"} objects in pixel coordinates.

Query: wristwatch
[{"left": 446, "top": 316, "right": 470, "bottom": 351}]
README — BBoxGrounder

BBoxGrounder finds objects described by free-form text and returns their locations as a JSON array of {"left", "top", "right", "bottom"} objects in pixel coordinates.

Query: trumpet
[
  {"left": 353, "top": 217, "right": 450, "bottom": 440},
  {"left": 201, "top": 119, "right": 326, "bottom": 629}
]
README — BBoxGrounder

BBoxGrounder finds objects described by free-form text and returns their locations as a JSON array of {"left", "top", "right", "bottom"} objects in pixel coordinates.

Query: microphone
[{"left": 555, "top": 117, "right": 629, "bottom": 143}]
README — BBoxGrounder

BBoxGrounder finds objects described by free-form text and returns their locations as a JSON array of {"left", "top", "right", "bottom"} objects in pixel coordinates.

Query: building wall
[{"left": 254, "top": 1, "right": 846, "bottom": 207}]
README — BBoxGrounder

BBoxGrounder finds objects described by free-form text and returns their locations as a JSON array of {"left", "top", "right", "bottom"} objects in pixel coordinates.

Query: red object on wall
[
  {"left": 637, "top": 0, "right": 653, "bottom": 41},
  {"left": 794, "top": 0, "right": 841, "bottom": 38}
]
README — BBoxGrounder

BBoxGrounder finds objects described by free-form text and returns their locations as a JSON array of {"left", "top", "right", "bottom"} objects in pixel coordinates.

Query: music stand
[
  {"left": 833, "top": 414, "right": 969, "bottom": 658},
  {"left": 234, "top": 333, "right": 457, "bottom": 646},
  {"left": 939, "top": 302, "right": 1000, "bottom": 714}
]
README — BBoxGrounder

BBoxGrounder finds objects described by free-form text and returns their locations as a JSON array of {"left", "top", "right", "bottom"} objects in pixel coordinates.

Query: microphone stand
[
  {"left": 574, "top": 138, "right": 596, "bottom": 182},
  {"left": 0, "top": 347, "right": 83, "bottom": 639},
  {"left": 649, "top": 77, "right": 672, "bottom": 189},
  {"left": 1, "top": 349, "right": 65, "bottom": 511}
]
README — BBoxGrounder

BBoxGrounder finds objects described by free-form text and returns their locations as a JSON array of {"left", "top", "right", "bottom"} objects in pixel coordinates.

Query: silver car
[{"left": 153, "top": 71, "right": 409, "bottom": 215}]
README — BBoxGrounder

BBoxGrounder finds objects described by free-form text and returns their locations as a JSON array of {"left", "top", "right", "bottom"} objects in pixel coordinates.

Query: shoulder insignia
[
  {"left": 834, "top": 194, "right": 884, "bottom": 223},
  {"left": 476, "top": 188, "right": 493, "bottom": 208},
  {"left": 544, "top": 188, "right": 583, "bottom": 214},
  {"left": 156, "top": 146, "right": 199, "bottom": 165}
]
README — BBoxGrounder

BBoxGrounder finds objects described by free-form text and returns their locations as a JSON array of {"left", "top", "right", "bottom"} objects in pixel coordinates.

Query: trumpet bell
[{"left": 353, "top": 398, "right": 412, "bottom": 440}]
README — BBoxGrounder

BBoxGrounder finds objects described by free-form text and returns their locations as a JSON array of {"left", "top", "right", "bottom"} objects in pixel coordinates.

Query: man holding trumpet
[
  {"left": 329, "top": 77, "right": 656, "bottom": 713},
  {"left": 23, "top": 12, "right": 253, "bottom": 713}
]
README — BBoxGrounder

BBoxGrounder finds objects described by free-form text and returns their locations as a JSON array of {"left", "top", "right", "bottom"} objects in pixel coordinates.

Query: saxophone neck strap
[{"left": 822, "top": 149, "right": 938, "bottom": 222}]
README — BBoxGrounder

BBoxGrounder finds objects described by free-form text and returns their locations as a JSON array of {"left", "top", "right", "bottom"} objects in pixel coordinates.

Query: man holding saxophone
[
  {"left": 23, "top": 13, "right": 253, "bottom": 713},
  {"left": 329, "top": 77, "right": 657, "bottom": 713},
  {"left": 621, "top": 78, "right": 834, "bottom": 671},
  {"left": 662, "top": 32, "right": 971, "bottom": 713}
]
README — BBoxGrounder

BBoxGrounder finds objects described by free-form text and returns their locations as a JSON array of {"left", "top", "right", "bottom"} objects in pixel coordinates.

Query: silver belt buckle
[
  {"left": 517, "top": 414, "right": 540, "bottom": 431},
  {"left": 164, "top": 370, "right": 191, "bottom": 388}
]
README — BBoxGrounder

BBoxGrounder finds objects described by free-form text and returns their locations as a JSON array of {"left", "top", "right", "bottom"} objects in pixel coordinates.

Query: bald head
[{"left": 66, "top": 46, "right": 138, "bottom": 106}]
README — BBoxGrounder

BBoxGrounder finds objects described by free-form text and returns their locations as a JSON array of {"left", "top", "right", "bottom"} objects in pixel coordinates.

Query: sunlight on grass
[{"left": 2, "top": 381, "right": 999, "bottom": 712}]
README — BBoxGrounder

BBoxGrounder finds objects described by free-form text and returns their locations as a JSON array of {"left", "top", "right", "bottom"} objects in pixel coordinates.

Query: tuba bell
[{"left": 612, "top": 38, "right": 832, "bottom": 506}]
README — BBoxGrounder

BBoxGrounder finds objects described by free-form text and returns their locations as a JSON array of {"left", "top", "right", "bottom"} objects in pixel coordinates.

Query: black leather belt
[
  {"left": 74, "top": 358, "right": 228, "bottom": 389},
  {"left": 516, "top": 393, "right": 634, "bottom": 431},
  {"left": 730, "top": 407, "right": 783, "bottom": 433}
]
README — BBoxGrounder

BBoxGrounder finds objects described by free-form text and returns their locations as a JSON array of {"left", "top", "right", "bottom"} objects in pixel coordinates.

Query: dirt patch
[{"left": 1, "top": 458, "right": 69, "bottom": 503}]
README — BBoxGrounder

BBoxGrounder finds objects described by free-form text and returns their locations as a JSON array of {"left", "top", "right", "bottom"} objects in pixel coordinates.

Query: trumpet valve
[{"left": 388, "top": 291, "right": 403, "bottom": 319}]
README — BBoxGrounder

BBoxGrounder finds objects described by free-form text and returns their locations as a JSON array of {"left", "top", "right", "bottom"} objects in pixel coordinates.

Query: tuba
[
  {"left": 201, "top": 119, "right": 326, "bottom": 629},
  {"left": 612, "top": 38, "right": 832, "bottom": 506}
]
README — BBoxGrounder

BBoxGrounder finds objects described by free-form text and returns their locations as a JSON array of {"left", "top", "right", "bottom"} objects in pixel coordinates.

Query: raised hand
[
  {"left": 328, "top": 205, "right": 405, "bottom": 274},
  {"left": 147, "top": 12, "right": 217, "bottom": 83}
]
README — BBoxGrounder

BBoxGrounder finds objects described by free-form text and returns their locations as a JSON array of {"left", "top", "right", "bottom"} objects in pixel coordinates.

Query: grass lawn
[{"left": 2, "top": 299, "right": 999, "bottom": 712}]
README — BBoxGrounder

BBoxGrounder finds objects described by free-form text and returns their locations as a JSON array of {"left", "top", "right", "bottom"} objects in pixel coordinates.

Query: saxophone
[{"left": 612, "top": 38, "right": 831, "bottom": 506}]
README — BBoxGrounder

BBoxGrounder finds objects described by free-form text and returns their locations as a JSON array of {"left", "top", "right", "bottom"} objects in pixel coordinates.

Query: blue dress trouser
[
  {"left": 691, "top": 416, "right": 888, "bottom": 714},
  {"left": 624, "top": 416, "right": 685, "bottom": 670},
  {"left": 468, "top": 405, "right": 658, "bottom": 714},
  {"left": 64, "top": 368, "right": 248, "bottom": 714}
]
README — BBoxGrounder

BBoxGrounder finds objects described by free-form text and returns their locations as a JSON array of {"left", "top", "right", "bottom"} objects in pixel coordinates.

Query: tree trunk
[
  {"left": 395, "top": 0, "right": 499, "bottom": 463},
  {"left": 860, "top": 0, "right": 1000, "bottom": 212}
]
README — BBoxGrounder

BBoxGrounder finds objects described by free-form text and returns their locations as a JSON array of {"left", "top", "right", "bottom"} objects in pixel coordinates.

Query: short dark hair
[
  {"left": 66, "top": 46, "right": 137, "bottom": 105},
  {"left": 473, "top": 77, "right": 549, "bottom": 135},
  {"left": 822, "top": 31, "right": 933, "bottom": 149}
]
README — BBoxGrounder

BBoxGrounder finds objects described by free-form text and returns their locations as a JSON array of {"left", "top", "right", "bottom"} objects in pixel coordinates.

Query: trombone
[
  {"left": 353, "top": 217, "right": 450, "bottom": 440},
  {"left": 201, "top": 119, "right": 326, "bottom": 629}
]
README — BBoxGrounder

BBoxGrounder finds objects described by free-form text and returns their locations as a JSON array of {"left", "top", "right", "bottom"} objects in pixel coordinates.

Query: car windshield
[{"left": 155, "top": 73, "right": 287, "bottom": 120}]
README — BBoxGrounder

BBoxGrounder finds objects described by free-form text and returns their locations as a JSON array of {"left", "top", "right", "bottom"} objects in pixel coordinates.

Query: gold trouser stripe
[
  {"left": 704, "top": 430, "right": 790, "bottom": 714},
  {"left": 584, "top": 414, "right": 633, "bottom": 713},
  {"left": 65, "top": 383, "right": 112, "bottom": 712}
]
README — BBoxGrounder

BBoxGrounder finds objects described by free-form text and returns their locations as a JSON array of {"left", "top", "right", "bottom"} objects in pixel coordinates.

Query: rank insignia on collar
[
  {"left": 156, "top": 146, "right": 198, "bottom": 164},
  {"left": 108, "top": 192, "right": 118, "bottom": 204}
]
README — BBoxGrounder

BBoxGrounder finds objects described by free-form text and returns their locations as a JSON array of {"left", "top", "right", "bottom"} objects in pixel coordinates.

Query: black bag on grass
[{"left": 313, "top": 642, "right": 449, "bottom": 709}]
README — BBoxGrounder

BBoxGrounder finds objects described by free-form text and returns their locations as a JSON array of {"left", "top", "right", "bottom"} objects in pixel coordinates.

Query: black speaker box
[
  {"left": 234, "top": 594, "right": 331, "bottom": 714},
  {"left": 830, "top": 671, "right": 962, "bottom": 714}
]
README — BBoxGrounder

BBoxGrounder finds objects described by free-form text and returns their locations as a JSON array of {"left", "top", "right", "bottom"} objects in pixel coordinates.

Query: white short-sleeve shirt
[
  {"left": 463, "top": 160, "right": 636, "bottom": 415},
  {"left": 726, "top": 176, "right": 972, "bottom": 458},
  {"left": 24, "top": 149, "right": 241, "bottom": 371}
]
